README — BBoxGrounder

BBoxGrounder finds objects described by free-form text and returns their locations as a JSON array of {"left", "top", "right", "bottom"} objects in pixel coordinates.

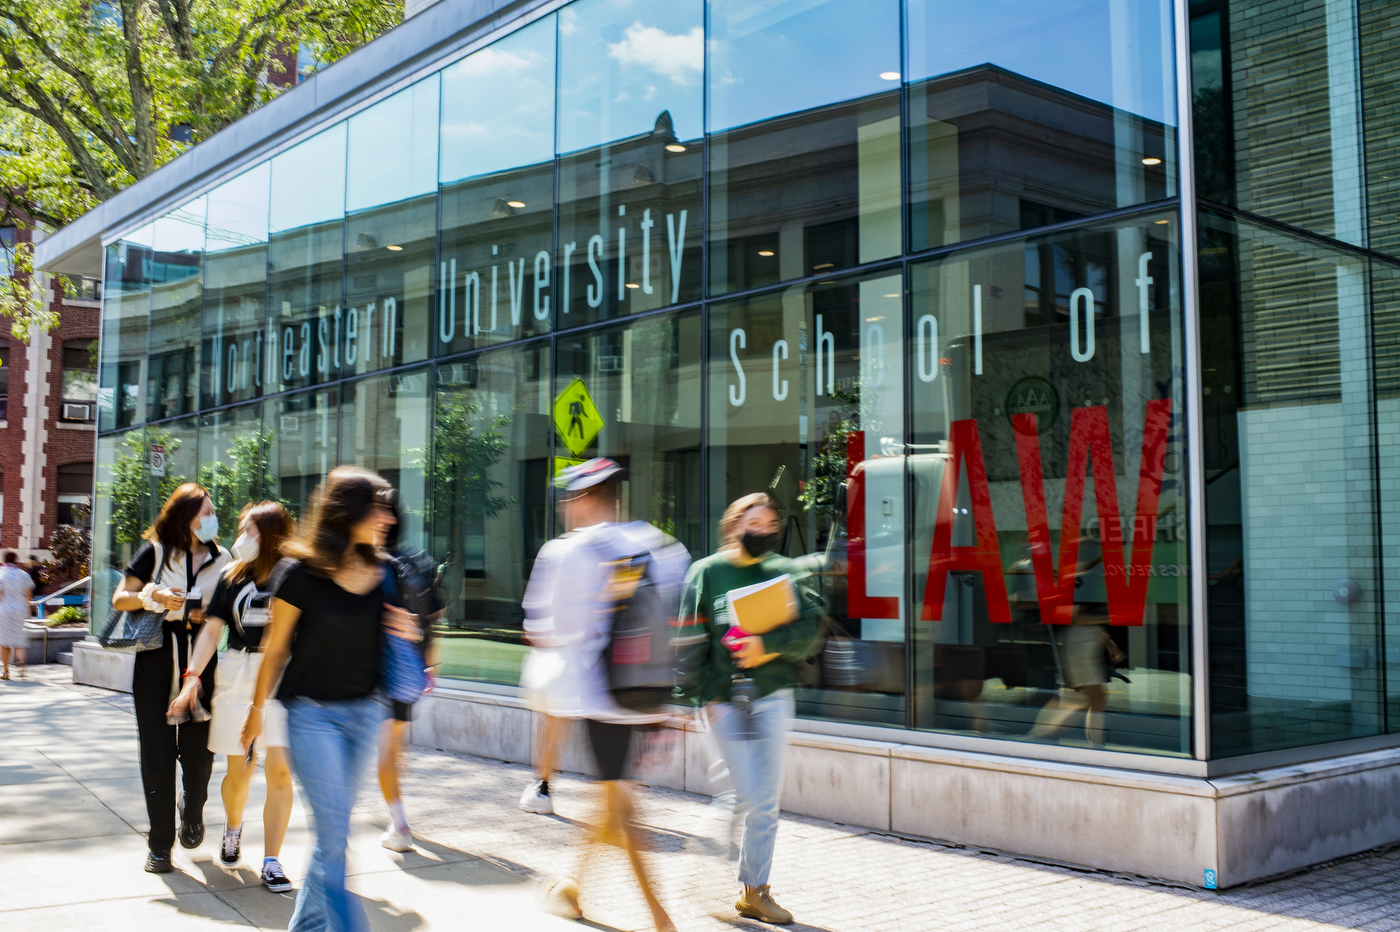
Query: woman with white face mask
[
  {"left": 111, "top": 483, "right": 230, "bottom": 874},
  {"left": 170, "top": 501, "right": 297, "bottom": 891}
]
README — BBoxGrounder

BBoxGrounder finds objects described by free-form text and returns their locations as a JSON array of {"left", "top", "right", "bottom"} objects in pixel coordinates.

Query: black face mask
[{"left": 740, "top": 530, "right": 779, "bottom": 558}]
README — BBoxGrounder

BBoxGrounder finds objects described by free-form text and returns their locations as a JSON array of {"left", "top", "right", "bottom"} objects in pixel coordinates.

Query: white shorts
[
  {"left": 208, "top": 649, "right": 288, "bottom": 756},
  {"left": 521, "top": 648, "right": 565, "bottom": 714}
]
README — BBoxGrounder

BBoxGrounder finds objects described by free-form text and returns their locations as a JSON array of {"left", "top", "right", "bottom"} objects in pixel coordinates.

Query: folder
[{"left": 726, "top": 574, "right": 799, "bottom": 636}]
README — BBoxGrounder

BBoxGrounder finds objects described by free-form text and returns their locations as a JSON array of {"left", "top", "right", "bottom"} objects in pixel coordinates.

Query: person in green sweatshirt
[{"left": 676, "top": 491, "right": 823, "bottom": 926}]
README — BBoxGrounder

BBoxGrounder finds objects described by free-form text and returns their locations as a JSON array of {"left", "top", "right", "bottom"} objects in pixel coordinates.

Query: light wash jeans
[
  {"left": 285, "top": 696, "right": 384, "bottom": 932},
  {"left": 705, "top": 688, "right": 794, "bottom": 887}
]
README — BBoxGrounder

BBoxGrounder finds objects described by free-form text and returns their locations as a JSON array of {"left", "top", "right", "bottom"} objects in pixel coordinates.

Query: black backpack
[{"left": 599, "top": 549, "right": 675, "bottom": 713}]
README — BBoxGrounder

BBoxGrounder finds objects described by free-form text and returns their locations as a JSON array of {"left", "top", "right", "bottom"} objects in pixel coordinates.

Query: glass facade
[{"left": 89, "top": 0, "right": 1400, "bottom": 763}]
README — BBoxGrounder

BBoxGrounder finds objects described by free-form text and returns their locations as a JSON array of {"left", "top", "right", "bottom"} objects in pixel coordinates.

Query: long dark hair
[
  {"left": 283, "top": 467, "right": 391, "bottom": 576},
  {"left": 144, "top": 483, "right": 211, "bottom": 569},
  {"left": 224, "top": 500, "right": 295, "bottom": 584}
]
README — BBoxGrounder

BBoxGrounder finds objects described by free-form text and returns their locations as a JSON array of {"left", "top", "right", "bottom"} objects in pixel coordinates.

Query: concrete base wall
[
  {"left": 411, "top": 685, "right": 1400, "bottom": 889},
  {"left": 71, "top": 638, "right": 134, "bottom": 692},
  {"left": 21, "top": 625, "right": 88, "bottom": 663}
]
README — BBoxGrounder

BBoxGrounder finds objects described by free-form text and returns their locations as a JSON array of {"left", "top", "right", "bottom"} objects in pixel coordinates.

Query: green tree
[
  {"left": 198, "top": 430, "right": 286, "bottom": 534},
  {"left": 49, "top": 503, "right": 91, "bottom": 583},
  {"left": 98, "top": 428, "right": 185, "bottom": 545},
  {"left": 0, "top": 1, "right": 402, "bottom": 329},
  {"left": 427, "top": 393, "right": 514, "bottom": 522}
]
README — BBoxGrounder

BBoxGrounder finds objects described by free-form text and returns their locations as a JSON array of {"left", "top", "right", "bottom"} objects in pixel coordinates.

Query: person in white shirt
[{"left": 525, "top": 458, "right": 677, "bottom": 932}]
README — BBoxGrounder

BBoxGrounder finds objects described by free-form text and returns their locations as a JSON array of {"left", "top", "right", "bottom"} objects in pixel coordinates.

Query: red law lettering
[
  {"left": 845, "top": 432, "right": 899, "bottom": 619},
  {"left": 921, "top": 419, "right": 1012, "bottom": 623},
  {"left": 1012, "top": 400, "right": 1171, "bottom": 627}
]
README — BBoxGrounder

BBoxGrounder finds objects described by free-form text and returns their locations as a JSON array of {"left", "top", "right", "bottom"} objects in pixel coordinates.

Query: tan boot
[{"left": 735, "top": 884, "right": 793, "bottom": 924}]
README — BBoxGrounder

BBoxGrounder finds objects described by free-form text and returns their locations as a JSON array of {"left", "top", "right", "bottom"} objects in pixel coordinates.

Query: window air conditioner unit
[
  {"left": 61, "top": 403, "right": 92, "bottom": 421},
  {"left": 279, "top": 415, "right": 299, "bottom": 431}
]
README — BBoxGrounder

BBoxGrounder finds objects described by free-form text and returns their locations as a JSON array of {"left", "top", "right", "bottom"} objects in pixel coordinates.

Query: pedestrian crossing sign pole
[{"left": 553, "top": 378, "right": 605, "bottom": 457}]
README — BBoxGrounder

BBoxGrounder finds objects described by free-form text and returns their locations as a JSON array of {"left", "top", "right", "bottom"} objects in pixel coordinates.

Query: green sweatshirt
[{"left": 675, "top": 551, "right": 824, "bottom": 704}]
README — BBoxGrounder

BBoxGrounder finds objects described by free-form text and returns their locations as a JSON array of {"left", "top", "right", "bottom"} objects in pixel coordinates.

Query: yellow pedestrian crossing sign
[{"left": 553, "top": 378, "right": 605, "bottom": 457}]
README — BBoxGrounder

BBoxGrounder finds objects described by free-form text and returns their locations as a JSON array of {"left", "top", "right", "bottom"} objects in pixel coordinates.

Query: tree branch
[
  {"left": 154, "top": 0, "right": 196, "bottom": 62},
  {"left": 0, "top": 12, "right": 138, "bottom": 170},
  {"left": 116, "top": 0, "right": 157, "bottom": 178},
  {"left": 0, "top": 70, "right": 116, "bottom": 200},
  {"left": 208, "top": 0, "right": 300, "bottom": 78},
  {"left": 57, "top": 94, "right": 139, "bottom": 179}
]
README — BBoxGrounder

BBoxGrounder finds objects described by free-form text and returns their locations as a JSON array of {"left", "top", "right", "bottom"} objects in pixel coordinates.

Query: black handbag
[{"left": 96, "top": 543, "right": 168, "bottom": 652}]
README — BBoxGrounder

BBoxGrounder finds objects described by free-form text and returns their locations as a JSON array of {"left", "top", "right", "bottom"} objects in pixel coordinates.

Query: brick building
[{"left": 0, "top": 222, "right": 99, "bottom": 558}]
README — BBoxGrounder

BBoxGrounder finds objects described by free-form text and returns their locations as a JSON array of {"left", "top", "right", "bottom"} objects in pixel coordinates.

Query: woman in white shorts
[{"left": 170, "top": 501, "right": 296, "bottom": 892}]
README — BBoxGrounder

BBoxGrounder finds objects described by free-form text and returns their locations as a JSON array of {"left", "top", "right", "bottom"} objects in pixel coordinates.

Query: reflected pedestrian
[
  {"left": 377, "top": 489, "right": 443, "bottom": 852},
  {"left": 0, "top": 551, "right": 34, "bottom": 679},
  {"left": 677, "top": 492, "right": 823, "bottom": 925},
  {"left": 169, "top": 501, "right": 297, "bottom": 891},
  {"left": 241, "top": 467, "right": 419, "bottom": 932},
  {"left": 528, "top": 458, "right": 678, "bottom": 932},
  {"left": 111, "top": 483, "right": 229, "bottom": 873}
]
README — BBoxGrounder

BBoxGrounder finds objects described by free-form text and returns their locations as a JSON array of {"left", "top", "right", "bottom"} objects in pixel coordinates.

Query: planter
[
  {"left": 22, "top": 623, "right": 91, "bottom": 664},
  {"left": 70, "top": 637, "right": 134, "bottom": 692}
]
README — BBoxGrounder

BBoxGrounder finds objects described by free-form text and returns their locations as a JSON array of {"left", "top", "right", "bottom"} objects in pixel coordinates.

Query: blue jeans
[
  {"left": 285, "top": 696, "right": 384, "bottom": 932},
  {"left": 706, "top": 689, "right": 794, "bottom": 887}
]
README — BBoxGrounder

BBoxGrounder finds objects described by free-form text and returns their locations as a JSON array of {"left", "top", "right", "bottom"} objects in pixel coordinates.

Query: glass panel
[
  {"left": 707, "top": 0, "right": 901, "bottom": 133},
  {"left": 139, "top": 415, "right": 201, "bottom": 532},
  {"left": 202, "top": 163, "right": 270, "bottom": 409},
  {"left": 555, "top": 0, "right": 703, "bottom": 325},
  {"left": 1376, "top": 260, "right": 1400, "bottom": 728},
  {"left": 1201, "top": 208, "right": 1381, "bottom": 756},
  {"left": 431, "top": 342, "right": 551, "bottom": 685},
  {"left": 708, "top": 267, "right": 908, "bottom": 726},
  {"left": 346, "top": 196, "right": 436, "bottom": 373},
  {"left": 1191, "top": 1, "right": 1364, "bottom": 245},
  {"left": 264, "top": 387, "right": 340, "bottom": 517},
  {"left": 268, "top": 125, "right": 347, "bottom": 393},
  {"left": 346, "top": 76, "right": 439, "bottom": 213},
  {"left": 197, "top": 403, "right": 270, "bottom": 537},
  {"left": 909, "top": 209, "right": 1188, "bottom": 755},
  {"left": 339, "top": 368, "right": 432, "bottom": 553},
  {"left": 438, "top": 16, "right": 555, "bottom": 353},
  {"left": 99, "top": 227, "right": 154, "bottom": 430},
  {"left": 1362, "top": 0, "right": 1400, "bottom": 259},
  {"left": 92, "top": 430, "right": 145, "bottom": 625},
  {"left": 908, "top": 0, "right": 1177, "bottom": 253},
  {"left": 555, "top": 310, "right": 703, "bottom": 554},
  {"left": 148, "top": 198, "right": 206, "bottom": 421},
  {"left": 709, "top": 93, "right": 900, "bottom": 296}
]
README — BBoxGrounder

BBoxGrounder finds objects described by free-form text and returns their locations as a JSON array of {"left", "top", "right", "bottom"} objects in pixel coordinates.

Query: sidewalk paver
[{"left": 7, "top": 664, "right": 1400, "bottom": 932}]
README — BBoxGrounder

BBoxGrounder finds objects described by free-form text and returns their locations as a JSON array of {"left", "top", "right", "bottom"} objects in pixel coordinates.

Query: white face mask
[
  {"left": 231, "top": 533, "right": 259, "bottom": 563},
  {"left": 193, "top": 514, "right": 219, "bottom": 543}
]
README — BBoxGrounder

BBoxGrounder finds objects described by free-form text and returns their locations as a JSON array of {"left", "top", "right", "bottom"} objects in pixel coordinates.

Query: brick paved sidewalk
[{"left": 18, "top": 664, "right": 1400, "bottom": 932}]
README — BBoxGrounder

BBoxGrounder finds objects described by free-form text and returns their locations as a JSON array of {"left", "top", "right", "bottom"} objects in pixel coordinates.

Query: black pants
[{"left": 132, "top": 623, "right": 215, "bottom": 853}]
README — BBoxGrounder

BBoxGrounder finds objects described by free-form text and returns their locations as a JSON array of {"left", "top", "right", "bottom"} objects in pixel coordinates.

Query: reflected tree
[
  {"left": 198, "top": 430, "right": 286, "bottom": 532},
  {"left": 98, "top": 429, "right": 185, "bottom": 545}
]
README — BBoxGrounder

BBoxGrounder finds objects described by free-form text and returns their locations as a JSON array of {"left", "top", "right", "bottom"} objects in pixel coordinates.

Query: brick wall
[{"left": 39, "top": 278, "right": 98, "bottom": 549}]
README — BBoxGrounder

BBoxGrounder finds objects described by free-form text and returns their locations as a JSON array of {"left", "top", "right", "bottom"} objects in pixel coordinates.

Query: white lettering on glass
[
  {"left": 316, "top": 317, "right": 328, "bottom": 374},
  {"left": 815, "top": 314, "right": 834, "bottom": 396},
  {"left": 917, "top": 314, "right": 939, "bottom": 382},
  {"left": 562, "top": 241, "right": 577, "bottom": 312},
  {"left": 973, "top": 284, "right": 983, "bottom": 375},
  {"left": 465, "top": 271, "right": 481, "bottom": 335},
  {"left": 729, "top": 328, "right": 746, "bottom": 407},
  {"left": 617, "top": 204, "right": 627, "bottom": 302},
  {"left": 865, "top": 324, "right": 885, "bottom": 386},
  {"left": 1136, "top": 251, "right": 1152, "bottom": 354},
  {"left": 508, "top": 258, "right": 526, "bottom": 326},
  {"left": 383, "top": 297, "right": 397, "bottom": 360},
  {"left": 346, "top": 307, "right": 358, "bottom": 365},
  {"left": 534, "top": 251, "right": 551, "bottom": 320},
  {"left": 332, "top": 307, "right": 341, "bottom": 367},
  {"left": 254, "top": 330, "right": 262, "bottom": 388},
  {"left": 667, "top": 211, "right": 687, "bottom": 305},
  {"left": 587, "top": 234, "right": 605, "bottom": 308},
  {"left": 226, "top": 343, "right": 238, "bottom": 394},
  {"left": 439, "top": 261, "right": 453, "bottom": 343},
  {"left": 772, "top": 339, "right": 789, "bottom": 401},
  {"left": 641, "top": 208, "right": 654, "bottom": 295},
  {"left": 1070, "top": 287, "right": 1095, "bottom": 362},
  {"left": 365, "top": 303, "right": 375, "bottom": 361}
]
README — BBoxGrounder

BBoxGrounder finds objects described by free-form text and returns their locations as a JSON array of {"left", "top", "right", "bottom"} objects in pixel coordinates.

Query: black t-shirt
[
  {"left": 205, "top": 570, "right": 270, "bottom": 652},
  {"left": 273, "top": 559, "right": 384, "bottom": 701}
]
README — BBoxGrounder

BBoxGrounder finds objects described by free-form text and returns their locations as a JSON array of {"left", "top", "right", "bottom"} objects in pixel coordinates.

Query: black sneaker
[
  {"left": 261, "top": 858, "right": 292, "bottom": 893},
  {"left": 179, "top": 810, "right": 204, "bottom": 849},
  {"left": 220, "top": 826, "right": 242, "bottom": 866},
  {"left": 145, "top": 849, "right": 174, "bottom": 873}
]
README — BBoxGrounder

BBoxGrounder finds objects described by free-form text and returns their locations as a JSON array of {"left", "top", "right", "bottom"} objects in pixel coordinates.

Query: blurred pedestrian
[
  {"left": 376, "top": 489, "right": 444, "bottom": 852},
  {"left": 169, "top": 501, "right": 297, "bottom": 891},
  {"left": 528, "top": 458, "right": 680, "bottom": 932},
  {"left": 111, "top": 483, "right": 229, "bottom": 873},
  {"left": 241, "top": 467, "right": 419, "bottom": 932},
  {"left": 677, "top": 492, "right": 823, "bottom": 925},
  {"left": 0, "top": 551, "right": 34, "bottom": 679},
  {"left": 519, "top": 538, "right": 567, "bottom": 815}
]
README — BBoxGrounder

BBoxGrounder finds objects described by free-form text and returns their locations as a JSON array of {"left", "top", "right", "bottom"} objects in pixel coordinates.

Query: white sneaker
[
  {"left": 518, "top": 779, "right": 554, "bottom": 814},
  {"left": 380, "top": 825, "right": 413, "bottom": 852}
]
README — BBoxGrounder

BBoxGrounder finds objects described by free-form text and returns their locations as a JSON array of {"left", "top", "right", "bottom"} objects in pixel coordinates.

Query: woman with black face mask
[{"left": 676, "top": 492, "right": 822, "bottom": 926}]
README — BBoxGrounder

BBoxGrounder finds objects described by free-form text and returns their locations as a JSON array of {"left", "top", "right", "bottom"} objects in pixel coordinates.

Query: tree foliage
[
  {"left": 427, "top": 393, "right": 514, "bottom": 523},
  {"left": 49, "top": 503, "right": 91, "bottom": 582},
  {"left": 198, "top": 430, "right": 288, "bottom": 534},
  {"left": 0, "top": 1, "right": 402, "bottom": 226}
]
